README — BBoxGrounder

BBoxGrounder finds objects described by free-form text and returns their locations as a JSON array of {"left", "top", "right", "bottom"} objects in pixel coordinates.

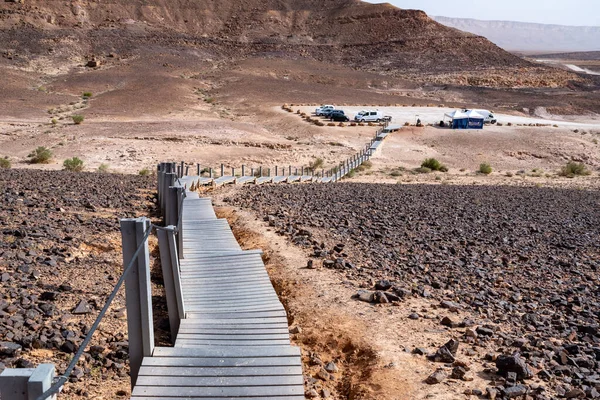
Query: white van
[
  {"left": 353, "top": 110, "right": 392, "bottom": 123},
  {"left": 466, "top": 109, "right": 497, "bottom": 124}
]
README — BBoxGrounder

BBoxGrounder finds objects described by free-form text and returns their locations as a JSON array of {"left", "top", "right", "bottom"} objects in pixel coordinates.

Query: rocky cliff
[{"left": 0, "top": 0, "right": 528, "bottom": 73}]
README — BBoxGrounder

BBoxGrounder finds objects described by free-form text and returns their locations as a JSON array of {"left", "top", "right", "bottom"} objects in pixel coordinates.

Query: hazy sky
[{"left": 364, "top": 0, "right": 600, "bottom": 26}]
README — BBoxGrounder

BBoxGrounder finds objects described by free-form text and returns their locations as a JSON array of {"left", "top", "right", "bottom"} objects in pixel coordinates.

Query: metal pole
[{"left": 120, "top": 217, "right": 153, "bottom": 387}]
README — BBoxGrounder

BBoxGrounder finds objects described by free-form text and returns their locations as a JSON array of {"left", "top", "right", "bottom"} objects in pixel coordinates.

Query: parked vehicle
[
  {"left": 465, "top": 109, "right": 497, "bottom": 124},
  {"left": 329, "top": 110, "right": 350, "bottom": 122},
  {"left": 353, "top": 110, "right": 392, "bottom": 123},
  {"left": 315, "top": 105, "right": 335, "bottom": 116},
  {"left": 322, "top": 108, "right": 337, "bottom": 118}
]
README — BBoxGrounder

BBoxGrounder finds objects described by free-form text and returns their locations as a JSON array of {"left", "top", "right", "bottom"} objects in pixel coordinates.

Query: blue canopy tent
[{"left": 445, "top": 110, "right": 484, "bottom": 130}]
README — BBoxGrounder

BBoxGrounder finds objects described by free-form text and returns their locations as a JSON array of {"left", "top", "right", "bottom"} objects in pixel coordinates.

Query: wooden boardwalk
[{"left": 131, "top": 194, "right": 304, "bottom": 399}]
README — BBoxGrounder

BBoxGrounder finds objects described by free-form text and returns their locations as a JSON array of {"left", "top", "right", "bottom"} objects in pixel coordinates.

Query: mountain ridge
[{"left": 433, "top": 16, "right": 600, "bottom": 53}]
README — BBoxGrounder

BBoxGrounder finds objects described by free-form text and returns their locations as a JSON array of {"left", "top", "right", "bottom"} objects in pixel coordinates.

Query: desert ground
[{"left": 1, "top": 11, "right": 600, "bottom": 399}]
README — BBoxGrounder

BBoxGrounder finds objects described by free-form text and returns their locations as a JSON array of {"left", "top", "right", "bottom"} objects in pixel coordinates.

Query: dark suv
[{"left": 329, "top": 110, "right": 349, "bottom": 122}]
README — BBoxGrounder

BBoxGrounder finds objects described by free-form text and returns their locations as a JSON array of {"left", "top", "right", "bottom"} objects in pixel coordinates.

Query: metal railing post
[
  {"left": 157, "top": 227, "right": 185, "bottom": 342},
  {"left": 120, "top": 217, "right": 154, "bottom": 388}
]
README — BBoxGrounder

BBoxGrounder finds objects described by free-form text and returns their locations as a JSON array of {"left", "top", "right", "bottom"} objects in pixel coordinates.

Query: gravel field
[
  {"left": 231, "top": 183, "right": 600, "bottom": 399},
  {"left": 0, "top": 169, "right": 155, "bottom": 399}
]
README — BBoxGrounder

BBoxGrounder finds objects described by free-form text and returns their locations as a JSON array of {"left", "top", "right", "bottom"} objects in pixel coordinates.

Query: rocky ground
[
  {"left": 0, "top": 169, "right": 156, "bottom": 399},
  {"left": 229, "top": 183, "right": 600, "bottom": 399}
]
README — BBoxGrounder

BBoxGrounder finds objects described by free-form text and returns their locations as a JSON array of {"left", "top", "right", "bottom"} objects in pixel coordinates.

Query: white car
[
  {"left": 315, "top": 105, "right": 335, "bottom": 116},
  {"left": 353, "top": 110, "right": 392, "bottom": 123}
]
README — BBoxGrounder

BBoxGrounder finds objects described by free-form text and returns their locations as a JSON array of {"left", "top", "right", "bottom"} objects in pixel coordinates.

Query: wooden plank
[
  {"left": 179, "top": 268, "right": 270, "bottom": 276},
  {"left": 183, "top": 303, "right": 284, "bottom": 311},
  {"left": 175, "top": 333, "right": 290, "bottom": 341},
  {"left": 179, "top": 266, "right": 267, "bottom": 275},
  {"left": 181, "top": 289, "right": 278, "bottom": 299},
  {"left": 175, "top": 339, "right": 292, "bottom": 347},
  {"left": 141, "top": 356, "right": 300, "bottom": 367},
  {"left": 184, "top": 303, "right": 284, "bottom": 312},
  {"left": 132, "top": 396, "right": 305, "bottom": 400},
  {"left": 153, "top": 346, "right": 301, "bottom": 358},
  {"left": 182, "top": 286, "right": 277, "bottom": 295},
  {"left": 132, "top": 385, "right": 304, "bottom": 397},
  {"left": 179, "top": 317, "right": 289, "bottom": 325},
  {"left": 182, "top": 297, "right": 280, "bottom": 305},
  {"left": 135, "top": 375, "right": 302, "bottom": 387},
  {"left": 185, "top": 310, "right": 287, "bottom": 319},
  {"left": 179, "top": 251, "right": 263, "bottom": 261},
  {"left": 177, "top": 328, "right": 289, "bottom": 335},
  {"left": 139, "top": 365, "right": 302, "bottom": 377}
]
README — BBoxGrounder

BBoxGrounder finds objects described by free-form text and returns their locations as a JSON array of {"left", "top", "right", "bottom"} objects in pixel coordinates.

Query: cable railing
[{"left": 26, "top": 170, "right": 188, "bottom": 400}]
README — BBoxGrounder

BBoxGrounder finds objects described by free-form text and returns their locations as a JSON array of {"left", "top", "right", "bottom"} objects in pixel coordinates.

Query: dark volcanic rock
[
  {"left": 0, "top": 169, "right": 155, "bottom": 390},
  {"left": 232, "top": 183, "right": 600, "bottom": 396},
  {"left": 496, "top": 354, "right": 534, "bottom": 380}
]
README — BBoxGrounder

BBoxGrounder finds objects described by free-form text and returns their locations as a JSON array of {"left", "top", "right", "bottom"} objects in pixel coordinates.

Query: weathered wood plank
[
  {"left": 141, "top": 356, "right": 301, "bottom": 368},
  {"left": 175, "top": 333, "right": 290, "bottom": 340},
  {"left": 152, "top": 346, "right": 300, "bottom": 358},
  {"left": 132, "top": 396, "right": 305, "bottom": 400},
  {"left": 136, "top": 375, "right": 302, "bottom": 387},
  {"left": 139, "top": 366, "right": 302, "bottom": 377},
  {"left": 132, "top": 385, "right": 304, "bottom": 397}
]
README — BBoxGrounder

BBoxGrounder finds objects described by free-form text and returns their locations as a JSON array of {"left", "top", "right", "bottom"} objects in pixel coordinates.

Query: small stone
[
  {"left": 289, "top": 326, "right": 302, "bottom": 334},
  {"left": 429, "top": 345, "right": 455, "bottom": 363},
  {"left": 565, "top": 388, "right": 585, "bottom": 399},
  {"left": 321, "top": 389, "right": 331, "bottom": 398},
  {"left": 40, "top": 291, "right": 60, "bottom": 301},
  {"left": 486, "top": 387, "right": 498, "bottom": 400},
  {"left": 306, "top": 389, "right": 319, "bottom": 398},
  {"left": 316, "top": 368, "right": 330, "bottom": 381},
  {"left": 496, "top": 354, "right": 534, "bottom": 380},
  {"left": 503, "top": 385, "right": 528, "bottom": 398},
  {"left": 412, "top": 347, "right": 428, "bottom": 356},
  {"left": 465, "top": 328, "right": 478, "bottom": 338},
  {"left": 306, "top": 260, "right": 315, "bottom": 269},
  {"left": 444, "top": 339, "right": 459, "bottom": 355},
  {"left": 426, "top": 368, "right": 447, "bottom": 384},
  {"left": 408, "top": 313, "right": 420, "bottom": 320},
  {"left": 0, "top": 342, "right": 22, "bottom": 357},
  {"left": 440, "top": 300, "right": 461, "bottom": 312},
  {"left": 451, "top": 366, "right": 468, "bottom": 380},
  {"left": 72, "top": 299, "right": 92, "bottom": 314},
  {"left": 15, "top": 358, "right": 34, "bottom": 368},
  {"left": 441, "top": 316, "right": 459, "bottom": 328},
  {"left": 355, "top": 290, "right": 374, "bottom": 303},
  {"left": 325, "top": 362, "right": 338, "bottom": 373},
  {"left": 70, "top": 366, "right": 84, "bottom": 380},
  {"left": 375, "top": 280, "right": 392, "bottom": 291}
]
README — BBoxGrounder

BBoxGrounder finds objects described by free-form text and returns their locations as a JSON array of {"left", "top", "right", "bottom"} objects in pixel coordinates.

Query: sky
[{"left": 364, "top": 0, "right": 600, "bottom": 26}]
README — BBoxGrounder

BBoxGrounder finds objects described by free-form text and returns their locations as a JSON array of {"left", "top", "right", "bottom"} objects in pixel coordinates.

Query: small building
[{"left": 444, "top": 110, "right": 485, "bottom": 130}]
